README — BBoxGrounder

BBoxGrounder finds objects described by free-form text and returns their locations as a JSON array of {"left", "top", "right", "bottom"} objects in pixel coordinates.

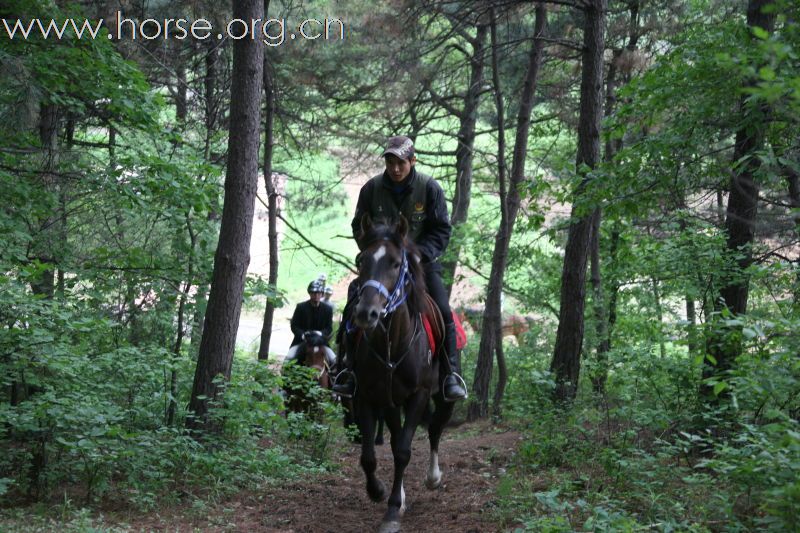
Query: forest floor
[{"left": 123, "top": 420, "right": 523, "bottom": 532}]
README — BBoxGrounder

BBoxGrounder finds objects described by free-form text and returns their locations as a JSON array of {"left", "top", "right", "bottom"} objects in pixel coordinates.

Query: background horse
[
  {"left": 345, "top": 215, "right": 454, "bottom": 533},
  {"left": 283, "top": 330, "right": 333, "bottom": 414},
  {"left": 455, "top": 306, "right": 533, "bottom": 345}
]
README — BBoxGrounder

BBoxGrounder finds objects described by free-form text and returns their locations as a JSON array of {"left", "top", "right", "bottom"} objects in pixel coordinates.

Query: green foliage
[
  {"left": 276, "top": 151, "right": 358, "bottom": 302},
  {"left": 0, "top": 2, "right": 348, "bottom": 522},
  {"left": 2, "top": 0, "right": 799, "bottom": 529},
  {"left": 493, "top": 325, "right": 800, "bottom": 531}
]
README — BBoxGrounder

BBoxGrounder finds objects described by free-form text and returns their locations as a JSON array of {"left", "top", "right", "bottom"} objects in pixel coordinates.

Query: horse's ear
[
  {"left": 360, "top": 213, "right": 373, "bottom": 237},
  {"left": 396, "top": 214, "right": 409, "bottom": 239}
]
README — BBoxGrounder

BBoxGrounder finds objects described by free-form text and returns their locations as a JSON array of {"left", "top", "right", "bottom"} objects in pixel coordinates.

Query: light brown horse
[{"left": 455, "top": 306, "right": 533, "bottom": 344}]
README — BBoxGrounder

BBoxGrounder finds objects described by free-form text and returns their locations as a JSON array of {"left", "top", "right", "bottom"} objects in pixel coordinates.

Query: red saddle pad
[{"left": 421, "top": 311, "right": 468, "bottom": 356}]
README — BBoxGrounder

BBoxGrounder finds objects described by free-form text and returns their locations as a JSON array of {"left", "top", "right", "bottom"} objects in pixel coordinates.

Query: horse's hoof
[
  {"left": 375, "top": 435, "right": 384, "bottom": 446},
  {"left": 367, "top": 480, "right": 386, "bottom": 503},
  {"left": 378, "top": 520, "right": 401, "bottom": 533},
  {"left": 425, "top": 474, "right": 442, "bottom": 490}
]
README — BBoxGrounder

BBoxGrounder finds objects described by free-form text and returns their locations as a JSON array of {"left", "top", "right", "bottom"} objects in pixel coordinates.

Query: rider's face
[
  {"left": 309, "top": 291, "right": 322, "bottom": 306},
  {"left": 384, "top": 154, "right": 415, "bottom": 183}
]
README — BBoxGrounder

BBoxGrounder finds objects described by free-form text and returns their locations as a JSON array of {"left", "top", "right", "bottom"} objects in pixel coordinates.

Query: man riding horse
[
  {"left": 333, "top": 135, "right": 467, "bottom": 402},
  {"left": 284, "top": 280, "right": 336, "bottom": 370}
]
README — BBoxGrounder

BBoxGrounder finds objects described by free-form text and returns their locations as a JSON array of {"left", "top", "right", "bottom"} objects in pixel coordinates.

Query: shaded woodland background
[{"left": 1, "top": 0, "right": 799, "bottom": 530}]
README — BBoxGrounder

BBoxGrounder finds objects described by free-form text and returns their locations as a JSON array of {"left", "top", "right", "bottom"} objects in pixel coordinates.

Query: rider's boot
[
  {"left": 442, "top": 322, "right": 467, "bottom": 402},
  {"left": 332, "top": 352, "right": 356, "bottom": 398}
]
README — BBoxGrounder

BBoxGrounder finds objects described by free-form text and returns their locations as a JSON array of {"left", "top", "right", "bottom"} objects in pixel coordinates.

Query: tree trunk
[
  {"left": 443, "top": 23, "right": 488, "bottom": 296},
  {"left": 703, "top": 0, "right": 775, "bottom": 398},
  {"left": 589, "top": 212, "right": 606, "bottom": 392},
  {"left": 468, "top": 10, "right": 506, "bottom": 422},
  {"left": 651, "top": 277, "right": 666, "bottom": 358},
  {"left": 30, "top": 103, "right": 61, "bottom": 298},
  {"left": 176, "top": 64, "right": 188, "bottom": 125},
  {"left": 686, "top": 296, "right": 698, "bottom": 354},
  {"left": 167, "top": 215, "right": 196, "bottom": 426},
  {"left": 592, "top": 2, "right": 639, "bottom": 393},
  {"left": 57, "top": 115, "right": 75, "bottom": 298},
  {"left": 468, "top": 5, "right": 546, "bottom": 421},
  {"left": 593, "top": 226, "right": 620, "bottom": 393},
  {"left": 187, "top": 0, "right": 264, "bottom": 433},
  {"left": 788, "top": 165, "right": 799, "bottom": 309},
  {"left": 258, "top": 44, "right": 279, "bottom": 362},
  {"left": 550, "top": 0, "right": 606, "bottom": 403},
  {"left": 203, "top": 38, "right": 219, "bottom": 161},
  {"left": 589, "top": 43, "right": 622, "bottom": 394},
  {"left": 191, "top": 32, "right": 222, "bottom": 355}
]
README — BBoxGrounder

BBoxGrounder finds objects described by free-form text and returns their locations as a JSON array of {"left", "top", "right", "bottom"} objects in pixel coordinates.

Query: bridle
[
  {"left": 359, "top": 247, "right": 412, "bottom": 316},
  {"left": 355, "top": 241, "right": 424, "bottom": 407},
  {"left": 302, "top": 332, "right": 330, "bottom": 384}
]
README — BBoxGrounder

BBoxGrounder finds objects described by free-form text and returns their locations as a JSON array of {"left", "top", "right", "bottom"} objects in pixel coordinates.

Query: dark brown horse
[
  {"left": 284, "top": 330, "right": 333, "bottom": 414},
  {"left": 344, "top": 215, "right": 454, "bottom": 533}
]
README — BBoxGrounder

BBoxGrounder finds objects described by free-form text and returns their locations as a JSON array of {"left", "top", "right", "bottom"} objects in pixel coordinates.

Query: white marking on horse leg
[
  {"left": 399, "top": 482, "right": 406, "bottom": 514},
  {"left": 373, "top": 244, "right": 386, "bottom": 262},
  {"left": 426, "top": 450, "right": 442, "bottom": 489}
]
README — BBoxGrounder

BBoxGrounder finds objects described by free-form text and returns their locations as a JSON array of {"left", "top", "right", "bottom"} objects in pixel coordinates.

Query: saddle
[
  {"left": 340, "top": 292, "right": 467, "bottom": 361},
  {"left": 421, "top": 293, "right": 445, "bottom": 357}
]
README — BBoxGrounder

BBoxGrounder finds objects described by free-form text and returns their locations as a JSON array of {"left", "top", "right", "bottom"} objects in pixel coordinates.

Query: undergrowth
[{"left": 492, "top": 337, "right": 800, "bottom": 532}]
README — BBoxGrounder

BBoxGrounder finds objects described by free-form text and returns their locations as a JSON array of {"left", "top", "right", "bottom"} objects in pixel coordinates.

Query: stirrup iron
[
  {"left": 333, "top": 370, "right": 357, "bottom": 399},
  {"left": 444, "top": 372, "right": 468, "bottom": 402}
]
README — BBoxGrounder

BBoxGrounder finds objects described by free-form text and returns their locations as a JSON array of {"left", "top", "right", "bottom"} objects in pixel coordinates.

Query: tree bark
[
  {"left": 468, "top": 4, "right": 546, "bottom": 421},
  {"left": 468, "top": 10, "right": 506, "bottom": 422},
  {"left": 589, "top": 44, "right": 621, "bottom": 394},
  {"left": 167, "top": 215, "right": 196, "bottom": 426},
  {"left": 592, "top": 2, "right": 638, "bottom": 392},
  {"left": 788, "top": 165, "right": 799, "bottom": 309},
  {"left": 686, "top": 295, "right": 698, "bottom": 354},
  {"left": 191, "top": 33, "right": 223, "bottom": 356},
  {"left": 589, "top": 212, "right": 606, "bottom": 392},
  {"left": 203, "top": 38, "right": 219, "bottom": 161},
  {"left": 703, "top": 0, "right": 775, "bottom": 398},
  {"left": 176, "top": 64, "right": 188, "bottom": 125},
  {"left": 443, "top": 22, "right": 488, "bottom": 296},
  {"left": 550, "top": 0, "right": 606, "bottom": 403},
  {"left": 30, "top": 103, "right": 60, "bottom": 298},
  {"left": 651, "top": 276, "right": 666, "bottom": 358},
  {"left": 258, "top": 41, "right": 279, "bottom": 362},
  {"left": 187, "top": 0, "right": 264, "bottom": 433}
]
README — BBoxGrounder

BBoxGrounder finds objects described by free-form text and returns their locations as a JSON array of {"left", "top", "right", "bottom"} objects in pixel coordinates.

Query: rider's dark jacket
[
  {"left": 290, "top": 301, "right": 333, "bottom": 347},
  {"left": 351, "top": 168, "right": 451, "bottom": 268}
]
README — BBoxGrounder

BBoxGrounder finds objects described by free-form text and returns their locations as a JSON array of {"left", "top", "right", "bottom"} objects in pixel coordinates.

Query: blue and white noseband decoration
[{"left": 359, "top": 249, "right": 412, "bottom": 316}]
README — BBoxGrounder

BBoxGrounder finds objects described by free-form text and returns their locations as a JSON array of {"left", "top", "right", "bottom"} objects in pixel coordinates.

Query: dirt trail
[{"left": 128, "top": 422, "right": 521, "bottom": 532}]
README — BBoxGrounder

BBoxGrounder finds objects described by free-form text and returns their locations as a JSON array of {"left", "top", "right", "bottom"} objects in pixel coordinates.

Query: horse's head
[
  {"left": 354, "top": 215, "right": 424, "bottom": 329},
  {"left": 300, "top": 330, "right": 328, "bottom": 368}
]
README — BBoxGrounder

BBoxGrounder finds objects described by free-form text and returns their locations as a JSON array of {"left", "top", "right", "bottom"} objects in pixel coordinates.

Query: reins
[
  {"left": 355, "top": 242, "right": 423, "bottom": 408},
  {"left": 358, "top": 310, "right": 421, "bottom": 408}
]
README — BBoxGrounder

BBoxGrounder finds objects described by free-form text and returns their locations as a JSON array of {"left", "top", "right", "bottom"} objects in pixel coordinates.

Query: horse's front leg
[
  {"left": 357, "top": 401, "right": 385, "bottom": 502},
  {"left": 425, "top": 389, "right": 455, "bottom": 489},
  {"left": 380, "top": 392, "right": 428, "bottom": 532}
]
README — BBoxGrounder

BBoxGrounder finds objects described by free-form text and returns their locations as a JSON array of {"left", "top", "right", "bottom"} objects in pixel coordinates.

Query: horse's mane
[{"left": 358, "top": 222, "right": 427, "bottom": 317}]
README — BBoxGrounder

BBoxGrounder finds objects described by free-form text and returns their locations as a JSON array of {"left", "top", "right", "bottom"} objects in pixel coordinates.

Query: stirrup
[
  {"left": 333, "top": 370, "right": 357, "bottom": 399},
  {"left": 443, "top": 372, "right": 468, "bottom": 402}
]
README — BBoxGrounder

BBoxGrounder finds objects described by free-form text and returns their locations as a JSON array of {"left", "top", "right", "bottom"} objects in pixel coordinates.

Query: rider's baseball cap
[{"left": 381, "top": 136, "right": 415, "bottom": 160}]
